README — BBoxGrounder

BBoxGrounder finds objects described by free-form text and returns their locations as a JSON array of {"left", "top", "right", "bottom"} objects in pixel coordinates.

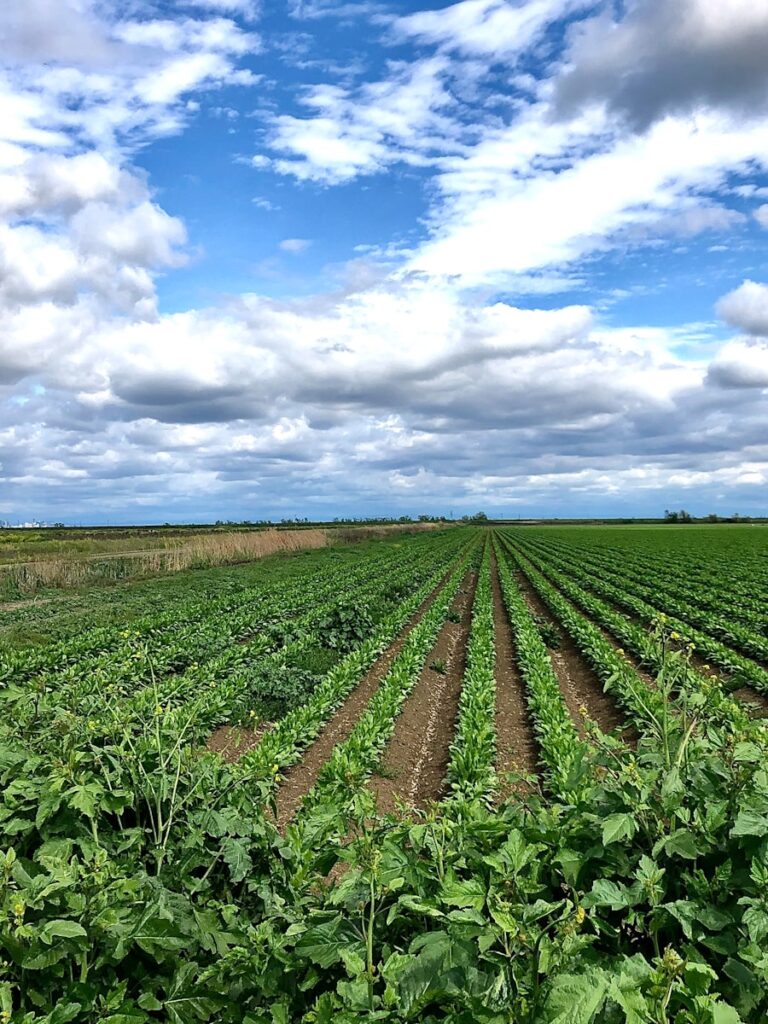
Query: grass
[{"left": 0, "top": 523, "right": 443, "bottom": 600}]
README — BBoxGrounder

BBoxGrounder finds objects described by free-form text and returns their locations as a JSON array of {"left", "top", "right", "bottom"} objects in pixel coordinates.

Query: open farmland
[{"left": 2, "top": 525, "right": 768, "bottom": 1023}]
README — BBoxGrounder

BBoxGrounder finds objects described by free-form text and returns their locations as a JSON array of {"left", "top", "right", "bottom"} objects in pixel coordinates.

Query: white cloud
[
  {"left": 755, "top": 204, "right": 768, "bottom": 229},
  {"left": 280, "top": 237, "right": 312, "bottom": 253},
  {"left": 708, "top": 338, "right": 768, "bottom": 389},
  {"left": 410, "top": 111, "right": 768, "bottom": 285},
  {"left": 269, "top": 57, "right": 460, "bottom": 182},
  {"left": 394, "top": 0, "right": 591, "bottom": 59},
  {"left": 716, "top": 280, "right": 768, "bottom": 337}
]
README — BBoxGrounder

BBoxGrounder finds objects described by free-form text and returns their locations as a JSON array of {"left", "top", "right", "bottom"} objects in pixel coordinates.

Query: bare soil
[
  {"left": 207, "top": 722, "right": 273, "bottom": 762},
  {"left": 490, "top": 552, "right": 538, "bottom": 790},
  {"left": 733, "top": 686, "right": 768, "bottom": 718},
  {"left": 515, "top": 570, "right": 626, "bottom": 738},
  {"left": 368, "top": 570, "right": 477, "bottom": 815},
  {"left": 272, "top": 568, "right": 458, "bottom": 829}
]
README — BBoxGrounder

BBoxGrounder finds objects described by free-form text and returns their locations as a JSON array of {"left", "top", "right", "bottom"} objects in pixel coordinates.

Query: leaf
[
  {"left": 742, "top": 905, "right": 768, "bottom": 944},
  {"left": 39, "top": 919, "right": 88, "bottom": 944},
  {"left": 584, "top": 879, "right": 629, "bottom": 911},
  {"left": 541, "top": 969, "right": 609, "bottom": 1023},
  {"left": 294, "top": 916, "right": 363, "bottom": 969},
  {"left": 439, "top": 877, "right": 486, "bottom": 911},
  {"left": 662, "top": 829, "right": 700, "bottom": 860},
  {"left": 336, "top": 978, "right": 370, "bottom": 1011},
  {"left": 712, "top": 1003, "right": 743, "bottom": 1024},
  {"left": 733, "top": 742, "right": 761, "bottom": 764},
  {"left": 221, "top": 837, "right": 252, "bottom": 884},
  {"left": 731, "top": 809, "right": 768, "bottom": 838},
  {"left": 137, "top": 994, "right": 163, "bottom": 1011},
  {"left": 602, "top": 813, "right": 636, "bottom": 845}
]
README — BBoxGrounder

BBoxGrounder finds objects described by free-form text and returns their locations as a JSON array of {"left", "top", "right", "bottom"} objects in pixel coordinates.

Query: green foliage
[{"left": 3, "top": 524, "right": 768, "bottom": 1022}]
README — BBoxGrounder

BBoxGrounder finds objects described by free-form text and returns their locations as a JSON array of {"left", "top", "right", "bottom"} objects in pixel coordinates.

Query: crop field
[{"left": 2, "top": 524, "right": 768, "bottom": 1023}]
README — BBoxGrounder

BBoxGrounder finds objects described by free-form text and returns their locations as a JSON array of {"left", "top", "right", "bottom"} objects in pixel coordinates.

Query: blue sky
[{"left": 1, "top": 0, "right": 768, "bottom": 523}]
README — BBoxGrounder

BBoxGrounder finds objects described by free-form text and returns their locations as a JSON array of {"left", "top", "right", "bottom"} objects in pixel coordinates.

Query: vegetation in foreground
[{"left": 0, "top": 525, "right": 767, "bottom": 1022}]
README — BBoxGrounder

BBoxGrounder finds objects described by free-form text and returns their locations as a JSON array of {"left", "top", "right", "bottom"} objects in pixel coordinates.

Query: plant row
[{"left": 443, "top": 542, "right": 497, "bottom": 807}]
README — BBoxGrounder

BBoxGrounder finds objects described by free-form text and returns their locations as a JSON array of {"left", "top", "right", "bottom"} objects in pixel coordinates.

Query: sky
[{"left": 1, "top": 0, "right": 768, "bottom": 524}]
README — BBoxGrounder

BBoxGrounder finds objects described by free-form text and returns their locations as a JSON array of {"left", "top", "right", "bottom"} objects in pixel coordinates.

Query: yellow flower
[
  {"left": 575, "top": 906, "right": 586, "bottom": 926},
  {"left": 87, "top": 720, "right": 97, "bottom": 730}
]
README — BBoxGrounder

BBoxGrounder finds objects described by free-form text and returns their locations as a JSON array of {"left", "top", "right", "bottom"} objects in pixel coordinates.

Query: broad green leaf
[
  {"left": 541, "top": 969, "right": 609, "bottom": 1023},
  {"left": 731, "top": 809, "right": 768, "bottom": 838},
  {"left": 40, "top": 920, "right": 88, "bottom": 944},
  {"left": 439, "top": 877, "right": 486, "bottom": 911},
  {"left": 602, "top": 813, "right": 636, "bottom": 845},
  {"left": 585, "top": 879, "right": 629, "bottom": 910},
  {"left": 221, "top": 837, "right": 252, "bottom": 883},
  {"left": 294, "top": 916, "right": 363, "bottom": 968},
  {"left": 712, "top": 1003, "right": 743, "bottom": 1024},
  {"left": 662, "top": 829, "right": 700, "bottom": 860}
]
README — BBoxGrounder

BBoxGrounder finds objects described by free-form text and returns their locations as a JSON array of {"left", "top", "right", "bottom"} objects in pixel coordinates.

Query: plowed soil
[
  {"left": 369, "top": 570, "right": 477, "bottom": 815},
  {"left": 272, "top": 568, "right": 458, "bottom": 829},
  {"left": 207, "top": 723, "right": 272, "bottom": 762},
  {"left": 490, "top": 552, "right": 538, "bottom": 790},
  {"left": 733, "top": 686, "right": 768, "bottom": 718}
]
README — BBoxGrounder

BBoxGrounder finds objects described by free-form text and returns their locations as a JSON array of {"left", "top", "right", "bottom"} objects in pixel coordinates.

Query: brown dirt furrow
[
  {"left": 207, "top": 723, "right": 273, "bottom": 763},
  {"left": 369, "top": 569, "right": 477, "bottom": 815},
  {"left": 733, "top": 686, "right": 768, "bottom": 718},
  {"left": 273, "top": 567, "right": 459, "bottom": 829},
  {"left": 514, "top": 570, "right": 626, "bottom": 738},
  {"left": 490, "top": 552, "right": 538, "bottom": 791}
]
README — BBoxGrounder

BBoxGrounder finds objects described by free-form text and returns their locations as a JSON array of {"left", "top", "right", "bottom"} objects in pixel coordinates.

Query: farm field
[{"left": 2, "top": 525, "right": 768, "bottom": 1023}]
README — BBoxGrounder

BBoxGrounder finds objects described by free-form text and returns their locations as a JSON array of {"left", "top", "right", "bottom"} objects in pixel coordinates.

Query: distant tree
[
  {"left": 664, "top": 509, "right": 692, "bottom": 523},
  {"left": 706, "top": 513, "right": 720, "bottom": 523}
]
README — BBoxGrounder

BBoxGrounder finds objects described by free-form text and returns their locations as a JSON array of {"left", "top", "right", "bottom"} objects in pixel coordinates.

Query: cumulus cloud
[
  {"left": 755, "top": 204, "right": 768, "bottom": 229},
  {"left": 716, "top": 280, "right": 768, "bottom": 337},
  {"left": 708, "top": 339, "right": 768, "bottom": 389},
  {"left": 3, "top": 0, "right": 768, "bottom": 520},
  {"left": 554, "top": 0, "right": 768, "bottom": 129}
]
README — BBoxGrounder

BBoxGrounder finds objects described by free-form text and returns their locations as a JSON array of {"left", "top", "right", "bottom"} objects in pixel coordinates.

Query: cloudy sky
[{"left": 2, "top": 0, "right": 768, "bottom": 523}]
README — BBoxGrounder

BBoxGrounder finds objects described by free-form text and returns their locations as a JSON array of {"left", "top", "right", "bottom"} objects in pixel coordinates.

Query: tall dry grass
[{"left": 0, "top": 523, "right": 442, "bottom": 597}]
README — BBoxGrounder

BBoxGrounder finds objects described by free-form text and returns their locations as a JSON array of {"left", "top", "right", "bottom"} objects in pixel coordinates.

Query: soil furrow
[
  {"left": 490, "top": 551, "right": 538, "bottom": 790},
  {"left": 207, "top": 722, "right": 273, "bottom": 762},
  {"left": 369, "top": 569, "right": 477, "bottom": 815},
  {"left": 522, "top": 552, "right": 768, "bottom": 718},
  {"left": 514, "top": 569, "right": 626, "bottom": 738},
  {"left": 732, "top": 686, "right": 768, "bottom": 718},
  {"left": 272, "top": 568, "right": 458, "bottom": 828}
]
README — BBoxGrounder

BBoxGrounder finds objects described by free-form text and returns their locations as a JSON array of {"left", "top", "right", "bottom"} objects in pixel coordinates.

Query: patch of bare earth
[
  {"left": 733, "top": 686, "right": 768, "bottom": 718},
  {"left": 368, "top": 570, "right": 477, "bottom": 816},
  {"left": 490, "top": 552, "right": 538, "bottom": 794},
  {"left": 515, "top": 570, "right": 626, "bottom": 739},
  {"left": 273, "top": 568, "right": 458, "bottom": 830},
  {"left": 207, "top": 723, "right": 272, "bottom": 763}
]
